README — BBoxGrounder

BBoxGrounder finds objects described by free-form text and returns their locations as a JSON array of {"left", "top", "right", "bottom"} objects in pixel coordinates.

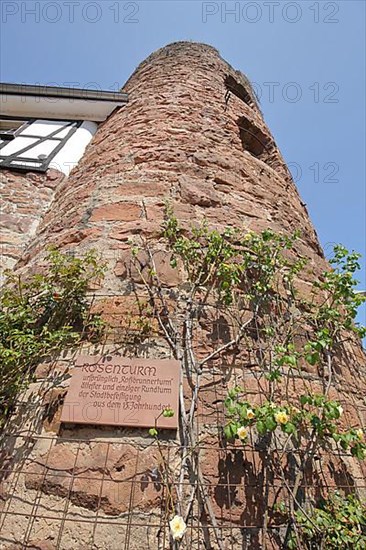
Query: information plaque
[{"left": 60, "top": 355, "right": 180, "bottom": 429}]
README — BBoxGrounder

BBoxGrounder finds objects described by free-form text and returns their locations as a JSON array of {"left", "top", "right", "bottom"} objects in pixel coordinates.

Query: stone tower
[
  {"left": 16, "top": 42, "right": 324, "bottom": 272},
  {"left": 0, "top": 42, "right": 365, "bottom": 550}
]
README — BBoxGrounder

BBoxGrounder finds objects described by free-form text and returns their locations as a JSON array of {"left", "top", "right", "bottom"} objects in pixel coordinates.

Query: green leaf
[
  {"left": 283, "top": 422, "right": 296, "bottom": 435},
  {"left": 306, "top": 353, "right": 319, "bottom": 366},
  {"left": 266, "top": 368, "right": 282, "bottom": 382},
  {"left": 265, "top": 417, "right": 277, "bottom": 432},
  {"left": 256, "top": 420, "right": 266, "bottom": 435},
  {"left": 224, "top": 422, "right": 238, "bottom": 440},
  {"left": 289, "top": 355, "right": 298, "bottom": 366},
  {"left": 300, "top": 395, "right": 309, "bottom": 406},
  {"left": 311, "top": 415, "right": 322, "bottom": 432},
  {"left": 351, "top": 444, "right": 365, "bottom": 460}
]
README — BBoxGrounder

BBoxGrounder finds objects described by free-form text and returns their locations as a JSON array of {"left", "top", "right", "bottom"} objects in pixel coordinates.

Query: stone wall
[
  {"left": 0, "top": 168, "right": 64, "bottom": 282},
  {"left": 1, "top": 42, "right": 365, "bottom": 549}
]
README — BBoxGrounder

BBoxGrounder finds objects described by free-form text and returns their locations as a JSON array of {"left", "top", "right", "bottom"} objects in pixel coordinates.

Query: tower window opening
[
  {"left": 225, "top": 75, "right": 255, "bottom": 107},
  {"left": 237, "top": 116, "right": 273, "bottom": 162}
]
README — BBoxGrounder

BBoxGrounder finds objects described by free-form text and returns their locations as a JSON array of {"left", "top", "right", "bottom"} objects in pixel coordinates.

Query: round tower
[
  {"left": 19, "top": 42, "right": 324, "bottom": 275},
  {"left": 1, "top": 42, "right": 365, "bottom": 550}
]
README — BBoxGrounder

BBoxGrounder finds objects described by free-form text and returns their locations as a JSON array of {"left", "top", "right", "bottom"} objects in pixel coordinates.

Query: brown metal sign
[{"left": 60, "top": 356, "right": 180, "bottom": 429}]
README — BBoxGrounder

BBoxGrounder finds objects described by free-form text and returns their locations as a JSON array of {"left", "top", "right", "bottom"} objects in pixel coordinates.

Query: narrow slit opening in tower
[{"left": 237, "top": 117, "right": 273, "bottom": 162}]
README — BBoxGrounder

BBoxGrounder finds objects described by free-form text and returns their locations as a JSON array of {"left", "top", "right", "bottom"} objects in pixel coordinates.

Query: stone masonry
[
  {"left": 0, "top": 168, "right": 64, "bottom": 281},
  {"left": 0, "top": 43, "right": 365, "bottom": 549}
]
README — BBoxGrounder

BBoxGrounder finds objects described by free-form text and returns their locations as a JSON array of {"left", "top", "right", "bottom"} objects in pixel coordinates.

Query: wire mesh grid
[
  {"left": 1, "top": 435, "right": 365, "bottom": 549},
  {"left": 0, "top": 294, "right": 365, "bottom": 549}
]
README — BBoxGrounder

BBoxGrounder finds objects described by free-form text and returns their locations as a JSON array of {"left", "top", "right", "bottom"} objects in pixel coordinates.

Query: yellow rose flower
[
  {"left": 356, "top": 429, "right": 364, "bottom": 441},
  {"left": 169, "top": 515, "right": 187, "bottom": 540},
  {"left": 274, "top": 411, "right": 289, "bottom": 425},
  {"left": 246, "top": 409, "right": 255, "bottom": 420},
  {"left": 237, "top": 426, "right": 248, "bottom": 440}
]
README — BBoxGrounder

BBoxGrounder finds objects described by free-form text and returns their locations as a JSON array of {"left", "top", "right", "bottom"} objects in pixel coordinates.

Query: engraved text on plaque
[{"left": 60, "top": 356, "right": 180, "bottom": 429}]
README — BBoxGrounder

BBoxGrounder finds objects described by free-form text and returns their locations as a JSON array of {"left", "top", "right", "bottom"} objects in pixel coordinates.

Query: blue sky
[{"left": 1, "top": 0, "right": 365, "bottom": 323}]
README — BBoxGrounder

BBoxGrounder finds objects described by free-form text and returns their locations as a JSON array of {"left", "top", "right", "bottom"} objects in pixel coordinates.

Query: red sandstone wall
[
  {"left": 1, "top": 42, "right": 365, "bottom": 550},
  {"left": 0, "top": 168, "right": 64, "bottom": 281}
]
